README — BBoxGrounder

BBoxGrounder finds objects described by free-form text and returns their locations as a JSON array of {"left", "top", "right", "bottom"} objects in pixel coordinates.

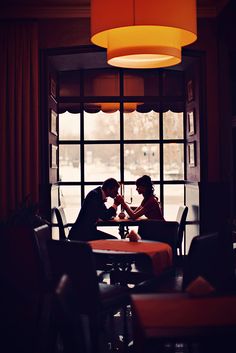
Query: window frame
[{"left": 57, "top": 68, "right": 186, "bottom": 222}]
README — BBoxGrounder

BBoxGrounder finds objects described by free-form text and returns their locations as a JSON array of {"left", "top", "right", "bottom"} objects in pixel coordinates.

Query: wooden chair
[
  {"left": 137, "top": 221, "right": 179, "bottom": 264},
  {"left": 52, "top": 206, "right": 70, "bottom": 240},
  {"left": 182, "top": 232, "right": 236, "bottom": 293},
  {"left": 148, "top": 232, "right": 235, "bottom": 295},
  {"left": 55, "top": 274, "right": 91, "bottom": 353},
  {"left": 33, "top": 224, "right": 58, "bottom": 353},
  {"left": 138, "top": 205, "right": 188, "bottom": 262},
  {"left": 1, "top": 225, "right": 50, "bottom": 353},
  {"left": 176, "top": 205, "right": 188, "bottom": 258},
  {"left": 34, "top": 224, "right": 52, "bottom": 286},
  {"left": 48, "top": 239, "right": 130, "bottom": 353}
]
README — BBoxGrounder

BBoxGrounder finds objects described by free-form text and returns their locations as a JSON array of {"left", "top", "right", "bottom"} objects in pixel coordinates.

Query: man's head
[{"left": 102, "top": 178, "right": 120, "bottom": 198}]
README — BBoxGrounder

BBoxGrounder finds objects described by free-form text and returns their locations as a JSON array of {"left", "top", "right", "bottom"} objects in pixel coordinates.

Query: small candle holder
[{"left": 118, "top": 211, "right": 126, "bottom": 219}]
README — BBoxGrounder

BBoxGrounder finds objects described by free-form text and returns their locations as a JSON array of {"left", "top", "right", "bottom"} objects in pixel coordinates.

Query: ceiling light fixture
[{"left": 91, "top": 0, "right": 197, "bottom": 69}]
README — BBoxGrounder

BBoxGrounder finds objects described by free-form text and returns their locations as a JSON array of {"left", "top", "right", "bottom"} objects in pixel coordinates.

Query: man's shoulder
[
  {"left": 91, "top": 186, "right": 102, "bottom": 195},
  {"left": 86, "top": 186, "right": 102, "bottom": 200}
]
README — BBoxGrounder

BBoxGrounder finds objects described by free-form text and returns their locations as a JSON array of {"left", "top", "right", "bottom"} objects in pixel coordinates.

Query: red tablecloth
[
  {"left": 89, "top": 239, "right": 172, "bottom": 275},
  {"left": 131, "top": 294, "right": 236, "bottom": 353},
  {"left": 132, "top": 293, "right": 236, "bottom": 337}
]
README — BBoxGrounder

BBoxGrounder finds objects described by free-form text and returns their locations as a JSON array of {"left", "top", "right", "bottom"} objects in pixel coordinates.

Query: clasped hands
[{"left": 114, "top": 194, "right": 125, "bottom": 206}]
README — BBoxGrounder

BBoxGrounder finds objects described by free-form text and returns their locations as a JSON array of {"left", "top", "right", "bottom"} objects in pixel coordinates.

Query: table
[
  {"left": 89, "top": 239, "right": 173, "bottom": 276},
  {"left": 96, "top": 216, "right": 145, "bottom": 238},
  {"left": 96, "top": 217, "right": 176, "bottom": 239},
  {"left": 131, "top": 293, "right": 236, "bottom": 353}
]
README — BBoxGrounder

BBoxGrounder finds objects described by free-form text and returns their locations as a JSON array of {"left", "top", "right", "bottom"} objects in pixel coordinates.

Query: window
[{"left": 57, "top": 68, "right": 186, "bottom": 222}]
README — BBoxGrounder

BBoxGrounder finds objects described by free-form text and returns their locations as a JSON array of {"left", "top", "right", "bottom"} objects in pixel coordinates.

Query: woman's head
[{"left": 136, "top": 175, "right": 154, "bottom": 197}]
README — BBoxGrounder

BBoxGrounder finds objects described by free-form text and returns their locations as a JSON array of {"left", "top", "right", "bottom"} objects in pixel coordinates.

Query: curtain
[{"left": 0, "top": 21, "right": 39, "bottom": 221}]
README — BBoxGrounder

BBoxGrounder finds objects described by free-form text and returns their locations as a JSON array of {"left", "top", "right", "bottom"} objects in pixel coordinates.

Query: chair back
[
  {"left": 55, "top": 274, "right": 90, "bottom": 353},
  {"left": 183, "top": 233, "right": 222, "bottom": 291},
  {"left": 48, "top": 239, "right": 101, "bottom": 314},
  {"left": 138, "top": 220, "right": 179, "bottom": 259},
  {"left": 34, "top": 224, "right": 52, "bottom": 285},
  {"left": 53, "top": 206, "right": 70, "bottom": 240},
  {"left": 1, "top": 225, "right": 47, "bottom": 353},
  {"left": 176, "top": 205, "right": 188, "bottom": 257}
]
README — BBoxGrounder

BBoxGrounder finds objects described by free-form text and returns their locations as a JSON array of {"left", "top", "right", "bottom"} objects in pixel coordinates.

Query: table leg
[{"left": 119, "top": 225, "right": 129, "bottom": 239}]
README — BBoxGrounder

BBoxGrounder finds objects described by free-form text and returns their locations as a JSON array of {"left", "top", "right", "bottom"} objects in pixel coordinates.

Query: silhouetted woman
[{"left": 116, "top": 175, "right": 164, "bottom": 220}]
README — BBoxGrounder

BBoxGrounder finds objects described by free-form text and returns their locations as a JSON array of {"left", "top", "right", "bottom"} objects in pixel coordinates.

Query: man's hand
[
  {"left": 114, "top": 195, "right": 124, "bottom": 205},
  {"left": 114, "top": 196, "right": 121, "bottom": 206}
]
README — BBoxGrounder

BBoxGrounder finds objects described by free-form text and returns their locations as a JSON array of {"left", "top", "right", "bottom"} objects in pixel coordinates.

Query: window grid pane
[
  {"left": 164, "top": 184, "right": 185, "bottom": 220},
  {"left": 59, "top": 145, "right": 81, "bottom": 182},
  {"left": 163, "top": 111, "right": 184, "bottom": 139},
  {"left": 84, "top": 144, "right": 120, "bottom": 181},
  {"left": 163, "top": 144, "right": 184, "bottom": 180},
  {"left": 84, "top": 109, "right": 120, "bottom": 140},
  {"left": 59, "top": 185, "right": 81, "bottom": 223},
  {"left": 56, "top": 69, "right": 185, "bottom": 217},
  {"left": 124, "top": 110, "right": 160, "bottom": 140},
  {"left": 59, "top": 112, "right": 80, "bottom": 140},
  {"left": 124, "top": 143, "right": 160, "bottom": 181}
]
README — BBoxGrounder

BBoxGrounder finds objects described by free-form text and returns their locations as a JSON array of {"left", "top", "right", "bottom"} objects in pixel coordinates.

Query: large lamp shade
[{"left": 91, "top": 0, "right": 197, "bottom": 69}]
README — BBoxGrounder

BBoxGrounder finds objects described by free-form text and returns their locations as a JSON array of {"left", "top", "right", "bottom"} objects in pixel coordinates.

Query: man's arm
[{"left": 97, "top": 201, "right": 117, "bottom": 220}]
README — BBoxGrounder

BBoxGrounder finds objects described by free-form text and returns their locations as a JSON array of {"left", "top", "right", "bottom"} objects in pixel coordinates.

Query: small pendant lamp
[{"left": 91, "top": 0, "right": 197, "bottom": 69}]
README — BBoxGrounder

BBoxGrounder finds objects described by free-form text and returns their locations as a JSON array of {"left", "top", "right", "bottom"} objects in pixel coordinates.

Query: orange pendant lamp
[{"left": 91, "top": 0, "right": 197, "bottom": 69}]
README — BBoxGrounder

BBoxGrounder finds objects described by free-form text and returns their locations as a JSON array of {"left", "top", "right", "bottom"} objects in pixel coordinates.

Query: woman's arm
[
  {"left": 121, "top": 202, "right": 145, "bottom": 219},
  {"left": 115, "top": 195, "right": 142, "bottom": 219},
  {"left": 116, "top": 195, "right": 158, "bottom": 219}
]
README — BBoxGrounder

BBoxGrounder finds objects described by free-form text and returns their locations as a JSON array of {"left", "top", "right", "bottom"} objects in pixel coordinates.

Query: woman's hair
[{"left": 136, "top": 175, "right": 154, "bottom": 199}]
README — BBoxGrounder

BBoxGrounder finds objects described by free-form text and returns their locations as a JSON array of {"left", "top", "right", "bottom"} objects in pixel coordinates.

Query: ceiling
[
  {"left": 0, "top": 0, "right": 230, "bottom": 18},
  {"left": 1, "top": 0, "right": 230, "bottom": 71}
]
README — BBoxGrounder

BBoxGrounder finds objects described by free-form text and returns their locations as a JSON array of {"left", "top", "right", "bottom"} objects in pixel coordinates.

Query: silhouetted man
[{"left": 68, "top": 178, "right": 120, "bottom": 241}]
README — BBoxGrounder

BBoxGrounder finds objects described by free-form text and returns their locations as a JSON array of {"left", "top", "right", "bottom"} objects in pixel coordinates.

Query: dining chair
[
  {"left": 152, "top": 232, "right": 235, "bottom": 295},
  {"left": 182, "top": 232, "right": 218, "bottom": 291},
  {"left": 175, "top": 205, "right": 188, "bottom": 258},
  {"left": 34, "top": 224, "right": 53, "bottom": 286},
  {"left": 182, "top": 232, "right": 236, "bottom": 293},
  {"left": 137, "top": 220, "right": 179, "bottom": 260},
  {"left": 33, "top": 224, "right": 58, "bottom": 353},
  {"left": 48, "top": 239, "right": 130, "bottom": 353},
  {"left": 52, "top": 206, "right": 70, "bottom": 240},
  {"left": 1, "top": 224, "right": 52, "bottom": 353},
  {"left": 138, "top": 205, "right": 188, "bottom": 262},
  {"left": 54, "top": 274, "right": 91, "bottom": 353}
]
